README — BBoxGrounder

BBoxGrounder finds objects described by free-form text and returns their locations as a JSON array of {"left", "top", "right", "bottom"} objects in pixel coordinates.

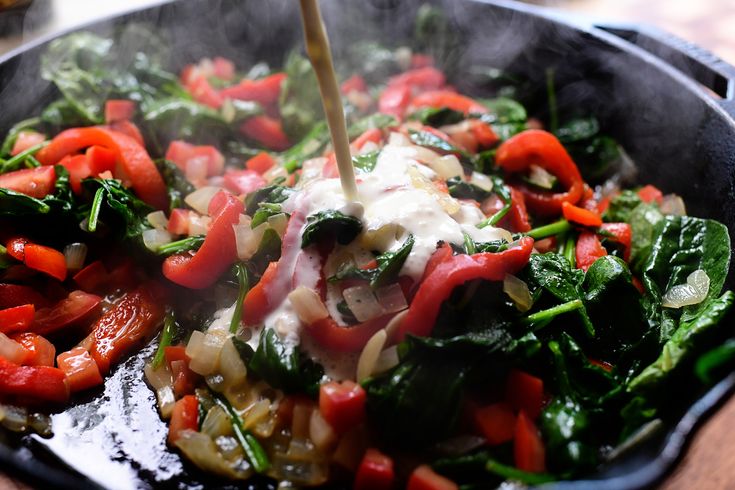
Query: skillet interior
[{"left": 0, "top": 0, "right": 734, "bottom": 488}]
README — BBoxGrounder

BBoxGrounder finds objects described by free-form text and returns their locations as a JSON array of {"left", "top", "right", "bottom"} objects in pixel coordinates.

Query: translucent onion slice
[
  {"left": 288, "top": 286, "right": 329, "bottom": 325},
  {"left": 218, "top": 338, "right": 247, "bottom": 388},
  {"left": 201, "top": 405, "right": 233, "bottom": 439},
  {"left": 185, "top": 186, "right": 221, "bottom": 215},
  {"left": 175, "top": 430, "right": 253, "bottom": 480},
  {"left": 146, "top": 210, "right": 169, "bottom": 230},
  {"left": 372, "top": 345, "right": 400, "bottom": 375},
  {"left": 233, "top": 221, "right": 266, "bottom": 260},
  {"left": 185, "top": 156, "right": 208, "bottom": 184},
  {"left": 188, "top": 214, "right": 212, "bottom": 236},
  {"left": 63, "top": 242, "right": 88, "bottom": 271},
  {"left": 374, "top": 284, "right": 408, "bottom": 314},
  {"left": 156, "top": 385, "right": 176, "bottom": 419},
  {"left": 343, "top": 284, "right": 385, "bottom": 322},
  {"left": 503, "top": 273, "right": 533, "bottom": 312},
  {"left": 309, "top": 409, "right": 337, "bottom": 452},
  {"left": 432, "top": 155, "right": 464, "bottom": 180},
  {"left": 662, "top": 269, "right": 710, "bottom": 308},
  {"left": 356, "top": 329, "right": 387, "bottom": 383},
  {"left": 527, "top": 164, "right": 557, "bottom": 189},
  {"left": 143, "top": 228, "right": 173, "bottom": 252},
  {"left": 267, "top": 213, "right": 289, "bottom": 238},
  {"left": 660, "top": 194, "right": 687, "bottom": 216},
  {"left": 0, "top": 333, "right": 27, "bottom": 365},
  {"left": 0, "top": 404, "right": 28, "bottom": 432},
  {"left": 144, "top": 362, "right": 173, "bottom": 391},
  {"left": 186, "top": 330, "right": 226, "bottom": 376},
  {"left": 471, "top": 171, "right": 494, "bottom": 192}
]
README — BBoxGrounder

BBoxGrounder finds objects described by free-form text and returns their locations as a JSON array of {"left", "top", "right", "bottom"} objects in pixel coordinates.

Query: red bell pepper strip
[
  {"left": 396, "top": 237, "right": 534, "bottom": 340},
  {"left": 104, "top": 100, "right": 136, "bottom": 124},
  {"left": 354, "top": 448, "right": 395, "bottom": 490},
  {"left": 107, "top": 120, "right": 145, "bottom": 147},
  {"left": 35, "top": 127, "right": 167, "bottom": 209},
  {"left": 505, "top": 369, "right": 544, "bottom": 420},
  {"left": 23, "top": 243, "right": 67, "bottom": 281},
  {"left": 496, "top": 130, "right": 584, "bottom": 216},
  {"left": 242, "top": 262, "right": 279, "bottom": 325},
  {"left": 562, "top": 201, "right": 603, "bottom": 228},
  {"left": 12, "top": 332, "right": 55, "bottom": 367},
  {"left": 6, "top": 237, "right": 28, "bottom": 261},
  {"left": 163, "top": 191, "right": 244, "bottom": 289},
  {"left": 73, "top": 261, "right": 109, "bottom": 294},
  {"left": 304, "top": 314, "right": 394, "bottom": 353},
  {"left": 56, "top": 346, "right": 103, "bottom": 392},
  {"left": 240, "top": 115, "right": 290, "bottom": 151},
  {"left": 507, "top": 187, "right": 532, "bottom": 233},
  {"left": 0, "top": 357, "right": 69, "bottom": 403},
  {"left": 576, "top": 231, "right": 607, "bottom": 272},
  {"left": 387, "top": 67, "right": 446, "bottom": 92},
  {"left": 0, "top": 283, "right": 48, "bottom": 310},
  {"left": 407, "top": 465, "right": 458, "bottom": 490},
  {"left": 514, "top": 411, "right": 546, "bottom": 473},
  {"left": 472, "top": 402, "right": 516, "bottom": 445},
  {"left": 88, "top": 286, "right": 165, "bottom": 373},
  {"left": 379, "top": 83, "right": 412, "bottom": 118},
  {"left": 10, "top": 130, "right": 45, "bottom": 156},
  {"left": 319, "top": 380, "right": 367, "bottom": 434},
  {"left": 600, "top": 223, "right": 632, "bottom": 262},
  {"left": 352, "top": 128, "right": 384, "bottom": 150},
  {"left": 0, "top": 304, "right": 35, "bottom": 335},
  {"left": 0, "top": 166, "right": 56, "bottom": 199},
  {"left": 220, "top": 72, "right": 286, "bottom": 107},
  {"left": 32, "top": 290, "right": 102, "bottom": 336},
  {"left": 411, "top": 90, "right": 488, "bottom": 115},
  {"left": 637, "top": 184, "right": 663, "bottom": 205},
  {"left": 168, "top": 394, "right": 199, "bottom": 445},
  {"left": 60, "top": 154, "right": 94, "bottom": 194}
]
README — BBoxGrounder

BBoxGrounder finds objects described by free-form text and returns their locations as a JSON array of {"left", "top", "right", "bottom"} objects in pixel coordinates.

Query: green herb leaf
[{"left": 301, "top": 210, "right": 362, "bottom": 248}]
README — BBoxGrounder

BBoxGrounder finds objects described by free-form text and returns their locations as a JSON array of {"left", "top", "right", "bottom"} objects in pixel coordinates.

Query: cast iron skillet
[{"left": 1, "top": 0, "right": 734, "bottom": 488}]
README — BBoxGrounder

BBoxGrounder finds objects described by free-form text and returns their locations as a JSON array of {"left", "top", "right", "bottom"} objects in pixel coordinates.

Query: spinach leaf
[
  {"left": 343, "top": 42, "right": 402, "bottom": 84},
  {"left": 247, "top": 228, "right": 282, "bottom": 278},
  {"left": 352, "top": 151, "right": 380, "bottom": 173},
  {"left": 371, "top": 235, "right": 414, "bottom": 288},
  {"left": 156, "top": 235, "right": 205, "bottom": 256},
  {"left": 479, "top": 98, "right": 527, "bottom": 124},
  {"left": 695, "top": 338, "right": 735, "bottom": 385},
  {"left": 555, "top": 117, "right": 599, "bottom": 143},
  {"left": 0, "top": 117, "right": 41, "bottom": 158},
  {"left": 409, "top": 107, "right": 465, "bottom": 127},
  {"left": 279, "top": 52, "right": 324, "bottom": 141},
  {"left": 628, "top": 203, "right": 664, "bottom": 273},
  {"left": 245, "top": 185, "right": 293, "bottom": 215},
  {"left": 301, "top": 210, "right": 362, "bottom": 248},
  {"left": 408, "top": 129, "right": 470, "bottom": 161},
  {"left": 281, "top": 121, "right": 329, "bottom": 172},
  {"left": 155, "top": 159, "right": 195, "bottom": 211},
  {"left": 604, "top": 190, "right": 642, "bottom": 223},
  {"left": 80, "top": 178, "right": 153, "bottom": 239},
  {"left": 144, "top": 99, "right": 232, "bottom": 148},
  {"left": 446, "top": 176, "right": 491, "bottom": 201},
  {"left": 248, "top": 329, "right": 324, "bottom": 396}
]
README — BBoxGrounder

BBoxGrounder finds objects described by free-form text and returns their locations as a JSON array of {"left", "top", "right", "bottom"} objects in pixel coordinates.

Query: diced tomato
[
  {"left": 56, "top": 347, "right": 103, "bottom": 392},
  {"left": 352, "top": 128, "right": 384, "bottom": 150},
  {"left": 411, "top": 90, "right": 488, "bottom": 115},
  {"left": 108, "top": 120, "right": 145, "bottom": 147},
  {"left": 23, "top": 243, "right": 67, "bottom": 281},
  {"left": 505, "top": 369, "right": 544, "bottom": 420},
  {"left": 576, "top": 231, "right": 607, "bottom": 272},
  {"left": 167, "top": 208, "right": 191, "bottom": 236},
  {"left": 319, "top": 380, "right": 366, "bottom": 434},
  {"left": 59, "top": 154, "right": 93, "bottom": 194},
  {"left": 212, "top": 56, "right": 235, "bottom": 80},
  {"left": 354, "top": 448, "right": 394, "bottom": 490},
  {"left": 163, "top": 345, "right": 188, "bottom": 365},
  {"left": 0, "top": 357, "right": 69, "bottom": 403},
  {"left": 600, "top": 222, "right": 632, "bottom": 262},
  {"left": 239, "top": 115, "right": 290, "bottom": 151},
  {"left": 378, "top": 83, "right": 412, "bottom": 117},
  {"left": 637, "top": 184, "right": 663, "bottom": 205},
  {"left": 407, "top": 465, "right": 458, "bottom": 490},
  {"left": 168, "top": 395, "right": 199, "bottom": 445},
  {"left": 72, "top": 261, "right": 108, "bottom": 294},
  {"left": 187, "top": 75, "right": 224, "bottom": 109},
  {"left": 170, "top": 359, "right": 197, "bottom": 398},
  {"left": 11, "top": 332, "right": 55, "bottom": 366},
  {"left": 472, "top": 402, "right": 516, "bottom": 445},
  {"left": 562, "top": 201, "right": 603, "bottom": 228},
  {"left": 220, "top": 72, "right": 286, "bottom": 107},
  {"left": 223, "top": 169, "right": 266, "bottom": 195},
  {"left": 89, "top": 286, "right": 165, "bottom": 373},
  {"left": 245, "top": 151, "right": 275, "bottom": 175},
  {"left": 85, "top": 145, "right": 116, "bottom": 175},
  {"left": 514, "top": 411, "right": 546, "bottom": 473},
  {"left": 469, "top": 119, "right": 499, "bottom": 148},
  {"left": 589, "top": 358, "right": 613, "bottom": 372},
  {"left": 6, "top": 237, "right": 28, "bottom": 261},
  {"left": 0, "top": 304, "right": 35, "bottom": 335},
  {"left": 0, "top": 166, "right": 56, "bottom": 199},
  {"left": 165, "top": 141, "right": 225, "bottom": 178},
  {"left": 104, "top": 100, "right": 136, "bottom": 124},
  {"left": 10, "top": 130, "right": 45, "bottom": 156},
  {"left": 107, "top": 259, "right": 138, "bottom": 291},
  {"left": 341, "top": 74, "right": 367, "bottom": 95},
  {"left": 32, "top": 290, "right": 102, "bottom": 336},
  {"left": 0, "top": 284, "right": 47, "bottom": 310}
]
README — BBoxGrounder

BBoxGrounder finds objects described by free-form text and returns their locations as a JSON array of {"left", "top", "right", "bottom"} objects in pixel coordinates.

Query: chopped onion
[
  {"left": 186, "top": 156, "right": 209, "bottom": 183},
  {"left": 432, "top": 155, "right": 463, "bottom": 180},
  {"left": 388, "top": 131, "right": 410, "bottom": 146},
  {"left": 361, "top": 223, "right": 401, "bottom": 251},
  {"left": 356, "top": 329, "right": 387, "bottom": 383},
  {"left": 289, "top": 286, "right": 329, "bottom": 324},
  {"left": 221, "top": 99, "right": 236, "bottom": 123},
  {"left": 144, "top": 362, "right": 173, "bottom": 390},
  {"left": 291, "top": 402, "right": 313, "bottom": 440},
  {"left": 660, "top": 194, "right": 687, "bottom": 216},
  {"left": 267, "top": 213, "right": 289, "bottom": 237},
  {"left": 527, "top": 164, "right": 557, "bottom": 189},
  {"left": 395, "top": 46, "right": 412, "bottom": 70},
  {"left": 98, "top": 170, "right": 114, "bottom": 180},
  {"left": 359, "top": 140, "right": 379, "bottom": 154},
  {"left": 343, "top": 284, "right": 385, "bottom": 322},
  {"left": 202, "top": 405, "right": 233, "bottom": 439},
  {"left": 156, "top": 385, "right": 176, "bottom": 419},
  {"left": 503, "top": 274, "right": 533, "bottom": 312},
  {"left": 219, "top": 338, "right": 247, "bottom": 388},
  {"left": 143, "top": 228, "right": 173, "bottom": 252},
  {"left": 188, "top": 214, "right": 212, "bottom": 236},
  {"left": 185, "top": 186, "right": 221, "bottom": 215},
  {"left": 271, "top": 451, "right": 328, "bottom": 486},
  {"left": 0, "top": 404, "right": 28, "bottom": 432},
  {"left": 0, "top": 332, "right": 27, "bottom": 364},
  {"left": 233, "top": 221, "right": 266, "bottom": 260},
  {"left": 309, "top": 409, "right": 337, "bottom": 452},
  {"left": 471, "top": 172, "right": 494, "bottom": 192},
  {"left": 375, "top": 284, "right": 408, "bottom": 314},
  {"left": 243, "top": 399, "right": 270, "bottom": 430},
  {"left": 413, "top": 145, "right": 442, "bottom": 166},
  {"left": 63, "top": 242, "right": 88, "bottom": 271},
  {"left": 146, "top": 210, "right": 169, "bottom": 230},
  {"left": 263, "top": 164, "right": 288, "bottom": 184},
  {"left": 186, "top": 330, "right": 227, "bottom": 376},
  {"left": 175, "top": 430, "right": 253, "bottom": 480},
  {"left": 662, "top": 269, "right": 710, "bottom": 308},
  {"left": 372, "top": 345, "right": 400, "bottom": 375}
]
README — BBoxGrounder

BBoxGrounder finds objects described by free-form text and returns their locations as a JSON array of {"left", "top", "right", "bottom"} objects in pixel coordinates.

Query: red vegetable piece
[
  {"left": 213, "top": 56, "right": 235, "bottom": 80},
  {"left": 600, "top": 222, "right": 632, "bottom": 262},
  {"left": 389, "top": 67, "right": 446, "bottom": 92},
  {"left": 73, "top": 260, "right": 109, "bottom": 293},
  {"left": 56, "top": 346, "right": 103, "bottom": 392},
  {"left": 168, "top": 395, "right": 199, "bottom": 445},
  {"left": 319, "top": 380, "right": 366, "bottom": 434},
  {"left": 32, "top": 290, "right": 102, "bottom": 336},
  {"left": 0, "top": 304, "right": 35, "bottom": 335},
  {"left": 505, "top": 369, "right": 544, "bottom": 420},
  {"left": 473, "top": 402, "right": 517, "bottom": 445},
  {"left": 171, "top": 359, "right": 197, "bottom": 398},
  {"left": 351, "top": 128, "right": 383, "bottom": 150},
  {"left": 104, "top": 100, "right": 136, "bottom": 124},
  {"left": 637, "top": 184, "right": 663, "bottom": 205},
  {"left": 60, "top": 154, "right": 93, "bottom": 195},
  {"left": 562, "top": 201, "right": 603, "bottom": 228},
  {"left": 410, "top": 53, "right": 434, "bottom": 69},
  {"left": 107, "top": 120, "right": 145, "bottom": 147},
  {"left": 514, "top": 411, "right": 546, "bottom": 473},
  {"left": 88, "top": 286, "right": 165, "bottom": 373},
  {"left": 0, "top": 166, "right": 56, "bottom": 199},
  {"left": 341, "top": 74, "right": 367, "bottom": 95},
  {"left": 469, "top": 119, "right": 499, "bottom": 148},
  {"left": 576, "top": 231, "right": 607, "bottom": 272},
  {"left": 0, "top": 357, "right": 69, "bottom": 403},
  {"left": 162, "top": 191, "right": 244, "bottom": 289},
  {"left": 354, "top": 448, "right": 394, "bottom": 490},
  {"left": 220, "top": 72, "right": 286, "bottom": 107},
  {"left": 239, "top": 115, "right": 290, "bottom": 151},
  {"left": 6, "top": 237, "right": 28, "bottom": 261},
  {"left": 407, "top": 465, "right": 458, "bottom": 490},
  {"left": 378, "top": 83, "right": 412, "bottom": 117},
  {"left": 10, "top": 130, "right": 45, "bottom": 156},
  {"left": 507, "top": 187, "right": 532, "bottom": 233},
  {"left": 187, "top": 75, "right": 223, "bottom": 109},
  {"left": 245, "top": 151, "right": 276, "bottom": 175},
  {"left": 496, "top": 130, "right": 584, "bottom": 216},
  {"left": 411, "top": 90, "right": 488, "bottom": 115},
  {"left": 86, "top": 145, "right": 116, "bottom": 175},
  {"left": 23, "top": 243, "right": 67, "bottom": 281},
  {"left": 11, "top": 332, "right": 55, "bottom": 366},
  {"left": 167, "top": 208, "right": 191, "bottom": 236},
  {"left": 397, "top": 237, "right": 534, "bottom": 340},
  {"left": 223, "top": 169, "right": 267, "bottom": 195},
  {"left": 242, "top": 261, "right": 279, "bottom": 325},
  {"left": 305, "top": 314, "right": 393, "bottom": 353},
  {"left": 0, "top": 283, "right": 47, "bottom": 310},
  {"left": 165, "top": 141, "right": 224, "bottom": 177}
]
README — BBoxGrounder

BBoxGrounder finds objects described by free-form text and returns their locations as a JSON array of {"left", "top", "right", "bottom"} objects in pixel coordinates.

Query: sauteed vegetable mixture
[{"left": 0, "top": 7, "right": 733, "bottom": 489}]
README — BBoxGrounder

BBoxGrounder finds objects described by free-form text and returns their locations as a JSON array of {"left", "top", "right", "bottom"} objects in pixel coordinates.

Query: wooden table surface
[{"left": 1, "top": 0, "right": 734, "bottom": 489}]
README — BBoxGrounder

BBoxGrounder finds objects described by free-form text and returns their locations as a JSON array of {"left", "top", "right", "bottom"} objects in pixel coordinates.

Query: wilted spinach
[{"left": 301, "top": 210, "right": 363, "bottom": 248}]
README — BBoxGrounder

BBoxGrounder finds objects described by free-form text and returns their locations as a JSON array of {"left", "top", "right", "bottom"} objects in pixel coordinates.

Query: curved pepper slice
[
  {"left": 0, "top": 357, "right": 69, "bottom": 403},
  {"left": 36, "top": 127, "right": 167, "bottom": 209},
  {"left": 410, "top": 90, "right": 488, "bottom": 115},
  {"left": 396, "top": 236, "right": 534, "bottom": 341},
  {"left": 496, "top": 130, "right": 584, "bottom": 216},
  {"left": 304, "top": 314, "right": 394, "bottom": 353},
  {"left": 163, "top": 191, "right": 244, "bottom": 289},
  {"left": 576, "top": 231, "right": 607, "bottom": 272}
]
